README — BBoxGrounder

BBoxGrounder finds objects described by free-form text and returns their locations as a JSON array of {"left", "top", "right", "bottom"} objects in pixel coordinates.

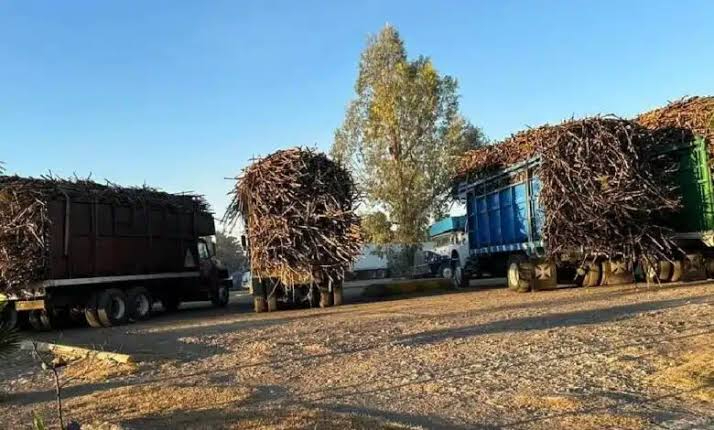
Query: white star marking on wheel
[
  {"left": 610, "top": 260, "right": 626, "bottom": 274},
  {"left": 535, "top": 264, "right": 552, "bottom": 280}
]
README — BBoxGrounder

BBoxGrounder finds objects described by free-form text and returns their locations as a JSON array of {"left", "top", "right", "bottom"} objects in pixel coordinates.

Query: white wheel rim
[
  {"left": 135, "top": 295, "right": 150, "bottom": 316},
  {"left": 443, "top": 267, "right": 453, "bottom": 279},
  {"left": 112, "top": 297, "right": 126, "bottom": 319},
  {"left": 508, "top": 263, "right": 520, "bottom": 287}
]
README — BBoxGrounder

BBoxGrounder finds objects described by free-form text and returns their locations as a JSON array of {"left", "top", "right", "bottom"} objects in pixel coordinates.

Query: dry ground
[{"left": 1, "top": 282, "right": 713, "bottom": 429}]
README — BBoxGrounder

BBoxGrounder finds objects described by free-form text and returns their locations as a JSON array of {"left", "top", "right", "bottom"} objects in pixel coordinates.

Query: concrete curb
[{"left": 360, "top": 278, "right": 453, "bottom": 298}]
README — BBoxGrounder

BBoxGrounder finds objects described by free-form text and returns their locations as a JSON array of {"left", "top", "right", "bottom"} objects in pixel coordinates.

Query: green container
[{"left": 659, "top": 137, "right": 714, "bottom": 233}]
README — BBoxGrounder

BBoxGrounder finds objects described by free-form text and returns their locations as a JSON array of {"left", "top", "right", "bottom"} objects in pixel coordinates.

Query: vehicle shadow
[{"left": 396, "top": 295, "right": 713, "bottom": 347}]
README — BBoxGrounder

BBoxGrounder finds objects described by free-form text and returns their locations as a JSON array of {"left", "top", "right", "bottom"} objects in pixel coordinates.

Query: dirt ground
[{"left": 1, "top": 281, "right": 713, "bottom": 429}]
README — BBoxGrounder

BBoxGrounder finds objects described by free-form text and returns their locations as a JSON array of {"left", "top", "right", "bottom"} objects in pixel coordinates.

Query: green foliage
[
  {"left": 32, "top": 411, "right": 46, "bottom": 430},
  {"left": 333, "top": 25, "right": 484, "bottom": 245},
  {"left": 360, "top": 211, "right": 393, "bottom": 244},
  {"left": 215, "top": 231, "right": 248, "bottom": 274}
]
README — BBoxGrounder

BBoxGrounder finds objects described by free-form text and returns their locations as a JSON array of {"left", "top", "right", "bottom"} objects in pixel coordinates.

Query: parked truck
[
  {"left": 453, "top": 136, "right": 714, "bottom": 291},
  {"left": 0, "top": 178, "right": 231, "bottom": 330}
]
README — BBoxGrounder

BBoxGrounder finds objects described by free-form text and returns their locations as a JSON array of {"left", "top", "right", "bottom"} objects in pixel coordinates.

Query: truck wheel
[
  {"left": 28, "top": 310, "right": 51, "bottom": 331},
  {"left": 454, "top": 266, "right": 471, "bottom": 289},
  {"left": 267, "top": 294, "right": 278, "bottom": 312},
  {"left": 0, "top": 303, "right": 18, "bottom": 330},
  {"left": 319, "top": 289, "right": 333, "bottom": 308},
  {"left": 333, "top": 284, "right": 344, "bottom": 306},
  {"left": 97, "top": 289, "right": 129, "bottom": 327},
  {"left": 507, "top": 255, "right": 533, "bottom": 292},
  {"left": 669, "top": 260, "right": 683, "bottom": 283},
  {"left": 211, "top": 285, "right": 230, "bottom": 308},
  {"left": 253, "top": 296, "right": 267, "bottom": 313},
  {"left": 85, "top": 293, "right": 104, "bottom": 328},
  {"left": 127, "top": 287, "right": 152, "bottom": 321},
  {"left": 439, "top": 263, "right": 452, "bottom": 279}
]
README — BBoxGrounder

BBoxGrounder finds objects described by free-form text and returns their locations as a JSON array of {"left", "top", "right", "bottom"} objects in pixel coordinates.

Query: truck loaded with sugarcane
[
  {"left": 451, "top": 96, "right": 714, "bottom": 291},
  {"left": 226, "top": 148, "right": 362, "bottom": 313},
  {"left": 0, "top": 177, "right": 232, "bottom": 330}
]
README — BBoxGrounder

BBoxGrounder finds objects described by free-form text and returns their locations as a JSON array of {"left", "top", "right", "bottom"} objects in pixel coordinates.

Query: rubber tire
[
  {"left": 97, "top": 289, "right": 129, "bottom": 327},
  {"left": 454, "top": 266, "right": 470, "bottom": 289},
  {"left": 670, "top": 260, "right": 683, "bottom": 283},
  {"left": 0, "top": 303, "right": 18, "bottom": 330},
  {"left": 211, "top": 285, "right": 230, "bottom": 308},
  {"left": 127, "top": 287, "right": 152, "bottom": 321},
  {"left": 578, "top": 262, "right": 602, "bottom": 288},
  {"left": 267, "top": 294, "right": 278, "bottom": 312},
  {"left": 645, "top": 260, "right": 672, "bottom": 283},
  {"left": 333, "top": 284, "right": 344, "bottom": 306},
  {"left": 439, "top": 263, "right": 451, "bottom": 279},
  {"left": 85, "top": 293, "right": 104, "bottom": 328},
  {"left": 507, "top": 255, "right": 533, "bottom": 293},
  {"left": 162, "top": 296, "right": 181, "bottom": 313},
  {"left": 28, "top": 310, "right": 51, "bottom": 331},
  {"left": 319, "top": 290, "right": 333, "bottom": 308},
  {"left": 253, "top": 296, "right": 266, "bottom": 313}
]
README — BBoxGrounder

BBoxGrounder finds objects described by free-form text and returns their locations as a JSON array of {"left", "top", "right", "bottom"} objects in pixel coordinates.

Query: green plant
[{"left": 32, "top": 411, "right": 46, "bottom": 430}]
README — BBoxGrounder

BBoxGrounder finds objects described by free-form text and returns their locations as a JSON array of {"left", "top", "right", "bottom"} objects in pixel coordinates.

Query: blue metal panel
[
  {"left": 487, "top": 192, "right": 501, "bottom": 245},
  {"left": 514, "top": 183, "right": 529, "bottom": 242},
  {"left": 477, "top": 197, "right": 489, "bottom": 247},
  {"left": 530, "top": 177, "right": 544, "bottom": 240},
  {"left": 499, "top": 188, "right": 515, "bottom": 244},
  {"left": 429, "top": 216, "right": 466, "bottom": 238}
]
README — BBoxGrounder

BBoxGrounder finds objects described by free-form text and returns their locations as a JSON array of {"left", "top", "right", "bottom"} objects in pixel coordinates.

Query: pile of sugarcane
[
  {"left": 537, "top": 118, "right": 680, "bottom": 262},
  {"left": 0, "top": 175, "right": 208, "bottom": 294},
  {"left": 225, "top": 148, "right": 362, "bottom": 287},
  {"left": 636, "top": 96, "right": 714, "bottom": 152}
]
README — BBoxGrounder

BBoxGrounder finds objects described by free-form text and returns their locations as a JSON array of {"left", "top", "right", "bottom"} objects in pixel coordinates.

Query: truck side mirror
[{"left": 241, "top": 235, "right": 247, "bottom": 249}]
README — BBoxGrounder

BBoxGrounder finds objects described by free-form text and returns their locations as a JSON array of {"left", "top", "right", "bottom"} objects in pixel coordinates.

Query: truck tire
[
  {"left": 669, "top": 260, "right": 683, "bottom": 283},
  {"left": 253, "top": 296, "right": 267, "bottom": 313},
  {"left": 211, "top": 285, "right": 230, "bottom": 308},
  {"left": 439, "top": 263, "right": 452, "bottom": 279},
  {"left": 0, "top": 302, "right": 18, "bottom": 330},
  {"left": 333, "top": 284, "right": 344, "bottom": 306},
  {"left": 85, "top": 293, "right": 104, "bottom": 328},
  {"left": 97, "top": 289, "right": 129, "bottom": 327},
  {"left": 28, "top": 310, "right": 52, "bottom": 331},
  {"left": 507, "top": 255, "right": 533, "bottom": 292},
  {"left": 267, "top": 294, "right": 278, "bottom": 312},
  {"left": 577, "top": 261, "right": 602, "bottom": 287},
  {"left": 127, "top": 287, "right": 152, "bottom": 321},
  {"left": 319, "top": 289, "right": 333, "bottom": 308}
]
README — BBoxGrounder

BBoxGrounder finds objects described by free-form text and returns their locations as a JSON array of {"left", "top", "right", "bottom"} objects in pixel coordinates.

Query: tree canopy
[{"left": 332, "top": 25, "right": 484, "bottom": 244}]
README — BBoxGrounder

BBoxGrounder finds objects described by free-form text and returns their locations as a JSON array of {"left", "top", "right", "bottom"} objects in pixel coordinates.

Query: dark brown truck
[{"left": 0, "top": 179, "right": 231, "bottom": 330}]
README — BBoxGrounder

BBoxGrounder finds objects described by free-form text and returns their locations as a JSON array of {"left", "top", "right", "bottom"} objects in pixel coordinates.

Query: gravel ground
[{"left": 1, "top": 282, "right": 713, "bottom": 429}]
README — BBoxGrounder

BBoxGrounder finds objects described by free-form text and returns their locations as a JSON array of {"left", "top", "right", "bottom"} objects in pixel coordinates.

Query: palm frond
[{"left": 0, "top": 323, "right": 20, "bottom": 360}]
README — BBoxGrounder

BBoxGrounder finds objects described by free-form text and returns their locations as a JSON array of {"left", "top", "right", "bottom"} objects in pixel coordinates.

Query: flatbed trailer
[{"left": 453, "top": 137, "right": 714, "bottom": 291}]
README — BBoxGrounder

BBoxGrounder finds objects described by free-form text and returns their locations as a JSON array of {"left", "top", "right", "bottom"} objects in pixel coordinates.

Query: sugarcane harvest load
[
  {"left": 225, "top": 147, "right": 362, "bottom": 312},
  {"left": 0, "top": 175, "right": 231, "bottom": 330},
  {"left": 636, "top": 96, "right": 714, "bottom": 154}
]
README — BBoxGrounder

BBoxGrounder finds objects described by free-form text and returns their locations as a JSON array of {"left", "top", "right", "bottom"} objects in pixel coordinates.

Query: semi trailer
[
  {"left": 452, "top": 136, "right": 714, "bottom": 291},
  {"left": 0, "top": 178, "right": 231, "bottom": 330}
]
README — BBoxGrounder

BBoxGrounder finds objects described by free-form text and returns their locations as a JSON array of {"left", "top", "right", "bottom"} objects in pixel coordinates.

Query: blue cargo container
[{"left": 453, "top": 137, "right": 714, "bottom": 292}]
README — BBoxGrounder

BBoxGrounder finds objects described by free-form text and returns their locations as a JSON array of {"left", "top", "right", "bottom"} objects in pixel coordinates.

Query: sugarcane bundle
[
  {"left": 225, "top": 148, "right": 362, "bottom": 287},
  {"left": 636, "top": 96, "right": 714, "bottom": 151},
  {"left": 0, "top": 175, "right": 208, "bottom": 294},
  {"left": 457, "top": 123, "right": 558, "bottom": 178},
  {"left": 537, "top": 117, "right": 680, "bottom": 262}
]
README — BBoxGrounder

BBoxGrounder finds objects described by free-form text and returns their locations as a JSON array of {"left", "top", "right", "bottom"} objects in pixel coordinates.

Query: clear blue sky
[{"left": 2, "top": 0, "right": 712, "bottom": 224}]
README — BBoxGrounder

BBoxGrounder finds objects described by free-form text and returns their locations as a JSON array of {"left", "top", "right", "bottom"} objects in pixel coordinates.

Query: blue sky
[{"left": 1, "top": 0, "right": 712, "bottom": 223}]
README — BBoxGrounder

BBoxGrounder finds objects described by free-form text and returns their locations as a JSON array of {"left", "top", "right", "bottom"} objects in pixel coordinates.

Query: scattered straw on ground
[
  {"left": 61, "top": 357, "right": 138, "bottom": 384},
  {"left": 511, "top": 392, "right": 582, "bottom": 412},
  {"left": 650, "top": 345, "right": 714, "bottom": 402},
  {"left": 67, "top": 383, "right": 253, "bottom": 421}
]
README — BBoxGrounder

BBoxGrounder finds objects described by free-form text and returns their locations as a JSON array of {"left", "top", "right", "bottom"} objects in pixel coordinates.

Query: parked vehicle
[
  {"left": 428, "top": 216, "right": 470, "bottom": 279},
  {"left": 1, "top": 182, "right": 231, "bottom": 330},
  {"left": 453, "top": 137, "right": 714, "bottom": 290}
]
